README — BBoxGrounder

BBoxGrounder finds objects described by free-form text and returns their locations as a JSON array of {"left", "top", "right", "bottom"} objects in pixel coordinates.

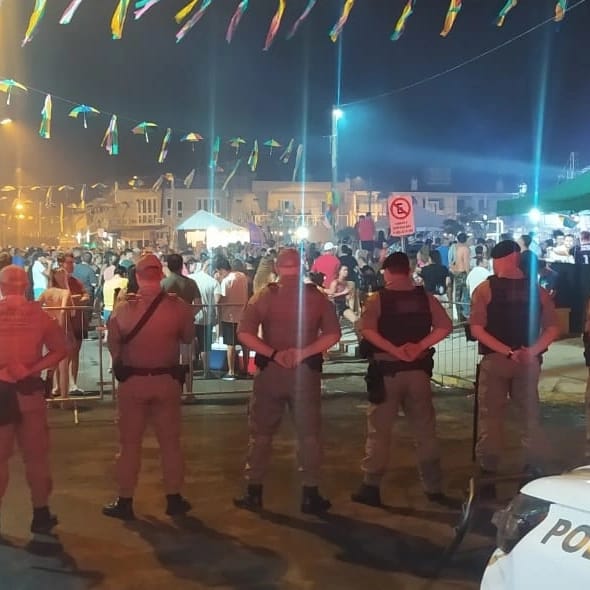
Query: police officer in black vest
[
  {"left": 351, "top": 253, "right": 453, "bottom": 507},
  {"left": 470, "top": 240, "right": 559, "bottom": 481}
]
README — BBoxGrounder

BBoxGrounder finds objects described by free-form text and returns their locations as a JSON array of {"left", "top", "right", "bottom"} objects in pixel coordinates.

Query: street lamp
[{"left": 331, "top": 106, "right": 344, "bottom": 228}]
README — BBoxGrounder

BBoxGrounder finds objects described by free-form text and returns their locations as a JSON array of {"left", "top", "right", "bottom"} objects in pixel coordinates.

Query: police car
[{"left": 481, "top": 465, "right": 590, "bottom": 589}]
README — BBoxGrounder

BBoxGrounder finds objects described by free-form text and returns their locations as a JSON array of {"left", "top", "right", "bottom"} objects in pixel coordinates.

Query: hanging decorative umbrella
[
  {"left": 91, "top": 183, "right": 108, "bottom": 189},
  {"left": 131, "top": 121, "right": 158, "bottom": 143},
  {"left": 0, "top": 79, "right": 27, "bottom": 105},
  {"left": 58, "top": 185, "right": 75, "bottom": 192},
  {"left": 264, "top": 139, "right": 281, "bottom": 155},
  {"left": 1, "top": 186, "right": 16, "bottom": 192},
  {"left": 68, "top": 104, "right": 100, "bottom": 129},
  {"left": 181, "top": 132, "right": 203, "bottom": 151},
  {"left": 229, "top": 137, "right": 246, "bottom": 154}
]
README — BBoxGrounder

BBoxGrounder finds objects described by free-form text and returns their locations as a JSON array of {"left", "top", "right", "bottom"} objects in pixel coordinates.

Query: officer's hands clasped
[{"left": 273, "top": 348, "right": 307, "bottom": 369}]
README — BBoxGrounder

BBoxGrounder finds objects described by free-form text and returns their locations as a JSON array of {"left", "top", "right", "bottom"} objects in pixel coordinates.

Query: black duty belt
[{"left": 255, "top": 353, "right": 323, "bottom": 372}]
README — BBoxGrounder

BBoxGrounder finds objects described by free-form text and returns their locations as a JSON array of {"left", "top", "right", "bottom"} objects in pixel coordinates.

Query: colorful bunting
[
  {"left": 330, "top": 0, "right": 355, "bottom": 43},
  {"left": 555, "top": 0, "right": 567, "bottom": 22},
  {"left": 175, "top": 0, "right": 199, "bottom": 24},
  {"left": 39, "top": 94, "right": 52, "bottom": 139},
  {"left": 496, "top": 0, "right": 518, "bottom": 27},
  {"left": 158, "top": 128, "right": 172, "bottom": 163},
  {"left": 102, "top": 115, "right": 119, "bottom": 156},
  {"left": 176, "top": 0, "right": 214, "bottom": 43},
  {"left": 264, "top": 0, "right": 286, "bottom": 51},
  {"left": 68, "top": 104, "right": 100, "bottom": 128},
  {"left": 391, "top": 0, "right": 416, "bottom": 41},
  {"left": 134, "top": 0, "right": 165, "bottom": 20},
  {"left": 59, "top": 0, "right": 86, "bottom": 24},
  {"left": 440, "top": 0, "right": 462, "bottom": 37},
  {"left": 0, "top": 79, "right": 28, "bottom": 105},
  {"left": 287, "top": 0, "right": 317, "bottom": 39},
  {"left": 183, "top": 169, "right": 195, "bottom": 188},
  {"left": 292, "top": 144, "right": 303, "bottom": 182},
  {"left": 111, "top": 0, "right": 132, "bottom": 40},
  {"left": 248, "top": 140, "right": 259, "bottom": 172},
  {"left": 22, "top": 0, "right": 47, "bottom": 47},
  {"left": 280, "top": 139, "right": 294, "bottom": 164},
  {"left": 132, "top": 121, "right": 158, "bottom": 142},
  {"left": 226, "top": 0, "right": 249, "bottom": 43},
  {"left": 222, "top": 159, "right": 242, "bottom": 191}
]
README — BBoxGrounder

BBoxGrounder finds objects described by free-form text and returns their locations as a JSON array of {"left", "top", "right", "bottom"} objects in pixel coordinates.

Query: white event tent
[{"left": 176, "top": 210, "right": 250, "bottom": 248}]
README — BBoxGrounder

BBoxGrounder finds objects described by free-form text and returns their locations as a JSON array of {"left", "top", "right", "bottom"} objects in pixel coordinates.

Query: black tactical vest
[
  {"left": 377, "top": 287, "right": 432, "bottom": 346},
  {"left": 479, "top": 276, "right": 541, "bottom": 355}
]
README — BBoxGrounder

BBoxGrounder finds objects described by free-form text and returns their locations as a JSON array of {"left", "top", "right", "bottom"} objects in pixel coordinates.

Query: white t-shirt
[
  {"left": 466, "top": 266, "right": 492, "bottom": 297},
  {"left": 190, "top": 271, "right": 221, "bottom": 325},
  {"left": 32, "top": 260, "right": 48, "bottom": 291},
  {"left": 219, "top": 271, "right": 249, "bottom": 324}
]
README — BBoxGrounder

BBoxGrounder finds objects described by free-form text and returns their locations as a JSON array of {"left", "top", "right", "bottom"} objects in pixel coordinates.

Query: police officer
[
  {"left": 351, "top": 252, "right": 452, "bottom": 507},
  {"left": 470, "top": 240, "right": 559, "bottom": 481},
  {"left": 234, "top": 248, "right": 341, "bottom": 514},
  {"left": 103, "top": 254, "right": 195, "bottom": 520},
  {"left": 0, "top": 265, "right": 68, "bottom": 534}
]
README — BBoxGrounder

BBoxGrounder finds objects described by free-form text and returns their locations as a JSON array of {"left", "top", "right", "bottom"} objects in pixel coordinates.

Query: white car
[{"left": 481, "top": 465, "right": 590, "bottom": 589}]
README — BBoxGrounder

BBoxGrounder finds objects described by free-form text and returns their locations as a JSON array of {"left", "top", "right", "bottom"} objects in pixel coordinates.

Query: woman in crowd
[
  {"left": 326, "top": 266, "right": 358, "bottom": 326},
  {"left": 253, "top": 254, "right": 276, "bottom": 293},
  {"left": 39, "top": 268, "right": 74, "bottom": 398}
]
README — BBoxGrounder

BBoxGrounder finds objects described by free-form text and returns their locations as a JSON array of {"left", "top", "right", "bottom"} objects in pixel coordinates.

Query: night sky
[{"left": 0, "top": 0, "right": 589, "bottom": 192}]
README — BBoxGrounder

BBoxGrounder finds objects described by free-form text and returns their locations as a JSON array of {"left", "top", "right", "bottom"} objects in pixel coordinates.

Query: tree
[{"left": 443, "top": 218, "right": 464, "bottom": 236}]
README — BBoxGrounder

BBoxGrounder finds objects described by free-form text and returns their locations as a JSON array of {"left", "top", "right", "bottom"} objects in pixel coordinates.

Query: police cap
[
  {"left": 491, "top": 240, "right": 521, "bottom": 260},
  {"left": 135, "top": 254, "right": 163, "bottom": 275}
]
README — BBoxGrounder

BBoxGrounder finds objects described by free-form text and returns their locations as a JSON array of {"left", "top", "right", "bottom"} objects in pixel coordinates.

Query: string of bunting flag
[
  {"left": 15, "top": 0, "right": 570, "bottom": 49},
  {"left": 0, "top": 74, "right": 306, "bottom": 187}
]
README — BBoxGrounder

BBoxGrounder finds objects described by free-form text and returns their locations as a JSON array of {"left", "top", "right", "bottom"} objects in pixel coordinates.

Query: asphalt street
[{"left": 1, "top": 385, "right": 587, "bottom": 590}]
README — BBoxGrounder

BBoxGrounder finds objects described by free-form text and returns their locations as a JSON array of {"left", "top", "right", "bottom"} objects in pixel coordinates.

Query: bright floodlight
[
  {"left": 0, "top": 118, "right": 12, "bottom": 125},
  {"left": 528, "top": 208, "right": 542, "bottom": 224},
  {"left": 295, "top": 226, "right": 309, "bottom": 241},
  {"left": 332, "top": 108, "right": 344, "bottom": 121}
]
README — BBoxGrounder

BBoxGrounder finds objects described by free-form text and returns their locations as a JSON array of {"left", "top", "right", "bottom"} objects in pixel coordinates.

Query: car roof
[{"left": 522, "top": 465, "right": 590, "bottom": 514}]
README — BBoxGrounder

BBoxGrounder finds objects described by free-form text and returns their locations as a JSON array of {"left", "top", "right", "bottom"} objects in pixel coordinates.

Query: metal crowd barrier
[{"left": 41, "top": 305, "right": 109, "bottom": 424}]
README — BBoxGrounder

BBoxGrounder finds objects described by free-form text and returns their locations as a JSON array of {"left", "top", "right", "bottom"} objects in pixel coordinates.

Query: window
[
  {"left": 166, "top": 198, "right": 172, "bottom": 216},
  {"left": 177, "top": 200, "right": 183, "bottom": 218},
  {"left": 457, "top": 198, "right": 466, "bottom": 213},
  {"left": 479, "top": 199, "right": 485, "bottom": 213},
  {"left": 215, "top": 199, "right": 220, "bottom": 213}
]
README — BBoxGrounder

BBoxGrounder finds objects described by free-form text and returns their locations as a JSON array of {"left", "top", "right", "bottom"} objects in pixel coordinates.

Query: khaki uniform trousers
[
  {"left": 476, "top": 353, "right": 552, "bottom": 472},
  {"left": 362, "top": 370, "right": 442, "bottom": 494},
  {"left": 245, "top": 363, "right": 322, "bottom": 486},
  {"left": 116, "top": 375, "right": 184, "bottom": 497},
  {"left": 0, "top": 391, "right": 51, "bottom": 508}
]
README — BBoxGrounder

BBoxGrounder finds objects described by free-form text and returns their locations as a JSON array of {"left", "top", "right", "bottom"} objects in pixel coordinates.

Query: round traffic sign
[{"left": 389, "top": 197, "right": 411, "bottom": 220}]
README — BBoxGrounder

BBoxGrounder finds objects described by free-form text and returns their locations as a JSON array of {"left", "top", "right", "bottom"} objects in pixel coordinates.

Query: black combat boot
[
  {"left": 102, "top": 497, "right": 135, "bottom": 521},
  {"left": 351, "top": 483, "right": 382, "bottom": 507},
  {"left": 166, "top": 494, "right": 192, "bottom": 516},
  {"left": 233, "top": 484, "right": 263, "bottom": 511},
  {"left": 301, "top": 486, "right": 331, "bottom": 514},
  {"left": 30, "top": 507, "right": 58, "bottom": 534}
]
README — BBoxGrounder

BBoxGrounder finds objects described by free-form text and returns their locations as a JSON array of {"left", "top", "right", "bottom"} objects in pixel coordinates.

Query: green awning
[{"left": 497, "top": 173, "right": 590, "bottom": 216}]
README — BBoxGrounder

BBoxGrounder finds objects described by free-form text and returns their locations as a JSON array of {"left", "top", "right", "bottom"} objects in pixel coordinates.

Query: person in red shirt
[
  {"left": 311, "top": 242, "right": 340, "bottom": 288},
  {"left": 357, "top": 213, "right": 376, "bottom": 258}
]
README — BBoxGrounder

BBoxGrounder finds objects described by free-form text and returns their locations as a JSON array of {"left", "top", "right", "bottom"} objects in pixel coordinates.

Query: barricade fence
[{"left": 38, "top": 298, "right": 479, "bottom": 423}]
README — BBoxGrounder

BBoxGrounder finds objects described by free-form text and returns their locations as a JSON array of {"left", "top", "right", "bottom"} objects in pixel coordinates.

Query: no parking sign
[{"left": 388, "top": 195, "right": 415, "bottom": 237}]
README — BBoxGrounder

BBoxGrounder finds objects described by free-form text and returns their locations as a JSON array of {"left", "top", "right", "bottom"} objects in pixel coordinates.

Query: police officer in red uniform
[
  {"left": 352, "top": 253, "right": 452, "bottom": 507},
  {"left": 470, "top": 240, "right": 559, "bottom": 483},
  {"left": 0, "top": 265, "right": 68, "bottom": 534}
]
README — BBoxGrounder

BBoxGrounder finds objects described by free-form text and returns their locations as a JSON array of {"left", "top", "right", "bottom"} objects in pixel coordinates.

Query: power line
[{"left": 341, "top": 0, "right": 588, "bottom": 108}]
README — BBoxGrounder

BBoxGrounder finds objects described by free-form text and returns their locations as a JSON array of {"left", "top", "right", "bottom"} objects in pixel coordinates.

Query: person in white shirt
[
  {"left": 189, "top": 267, "right": 222, "bottom": 378},
  {"left": 32, "top": 253, "right": 49, "bottom": 300},
  {"left": 466, "top": 247, "right": 492, "bottom": 297}
]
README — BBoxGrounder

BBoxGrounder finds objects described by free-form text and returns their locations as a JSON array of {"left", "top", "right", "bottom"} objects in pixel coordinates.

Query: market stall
[{"left": 176, "top": 210, "right": 250, "bottom": 248}]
